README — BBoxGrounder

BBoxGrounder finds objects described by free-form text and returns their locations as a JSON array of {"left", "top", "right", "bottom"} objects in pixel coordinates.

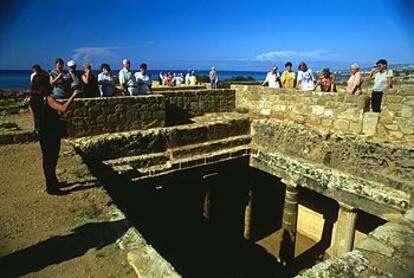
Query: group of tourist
[
  {"left": 158, "top": 67, "right": 219, "bottom": 89},
  {"left": 31, "top": 58, "right": 154, "bottom": 99},
  {"left": 28, "top": 57, "right": 394, "bottom": 195},
  {"left": 262, "top": 59, "right": 393, "bottom": 112}
]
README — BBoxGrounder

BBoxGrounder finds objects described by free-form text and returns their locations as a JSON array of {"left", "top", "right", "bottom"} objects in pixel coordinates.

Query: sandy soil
[{"left": 0, "top": 141, "right": 135, "bottom": 277}]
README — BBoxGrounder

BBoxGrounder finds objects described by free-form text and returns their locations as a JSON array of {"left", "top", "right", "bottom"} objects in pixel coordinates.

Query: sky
[{"left": 0, "top": 0, "right": 413, "bottom": 71}]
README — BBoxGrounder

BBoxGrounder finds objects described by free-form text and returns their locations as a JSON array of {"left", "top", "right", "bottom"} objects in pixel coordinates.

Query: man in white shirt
[
  {"left": 367, "top": 59, "right": 393, "bottom": 112},
  {"left": 134, "top": 63, "right": 152, "bottom": 95},
  {"left": 262, "top": 66, "right": 281, "bottom": 88},
  {"left": 119, "top": 59, "right": 137, "bottom": 95}
]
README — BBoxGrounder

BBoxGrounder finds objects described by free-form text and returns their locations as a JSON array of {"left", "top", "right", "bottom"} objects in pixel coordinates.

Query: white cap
[
  {"left": 351, "top": 63, "right": 360, "bottom": 69},
  {"left": 212, "top": 66, "right": 215, "bottom": 70},
  {"left": 67, "top": 60, "right": 76, "bottom": 67},
  {"left": 123, "top": 59, "right": 130, "bottom": 64}
]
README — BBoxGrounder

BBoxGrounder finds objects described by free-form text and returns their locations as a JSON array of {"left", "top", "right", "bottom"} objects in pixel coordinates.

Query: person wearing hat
[
  {"left": 209, "top": 66, "right": 218, "bottom": 90},
  {"left": 49, "top": 58, "right": 71, "bottom": 98},
  {"left": 118, "top": 59, "right": 137, "bottom": 95},
  {"left": 262, "top": 66, "right": 281, "bottom": 88},
  {"left": 67, "top": 60, "right": 83, "bottom": 96}
]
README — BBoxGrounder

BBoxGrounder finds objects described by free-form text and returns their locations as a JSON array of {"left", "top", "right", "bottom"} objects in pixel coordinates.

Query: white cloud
[
  {"left": 256, "top": 50, "right": 329, "bottom": 61},
  {"left": 71, "top": 46, "right": 125, "bottom": 66}
]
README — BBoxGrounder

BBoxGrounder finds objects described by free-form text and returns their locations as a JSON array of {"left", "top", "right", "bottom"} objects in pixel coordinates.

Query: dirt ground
[{"left": 0, "top": 141, "right": 135, "bottom": 277}]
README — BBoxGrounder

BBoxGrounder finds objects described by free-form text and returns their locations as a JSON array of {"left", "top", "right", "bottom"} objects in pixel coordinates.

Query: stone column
[
  {"left": 279, "top": 179, "right": 299, "bottom": 267},
  {"left": 331, "top": 202, "right": 357, "bottom": 257},
  {"left": 243, "top": 189, "right": 253, "bottom": 240}
]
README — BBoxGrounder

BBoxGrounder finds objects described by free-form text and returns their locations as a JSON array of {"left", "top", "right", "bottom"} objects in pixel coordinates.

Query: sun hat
[{"left": 67, "top": 60, "right": 76, "bottom": 67}]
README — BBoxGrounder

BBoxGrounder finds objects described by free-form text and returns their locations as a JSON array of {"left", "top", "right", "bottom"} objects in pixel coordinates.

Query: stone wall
[
  {"left": 232, "top": 85, "right": 414, "bottom": 142},
  {"left": 157, "top": 89, "right": 235, "bottom": 122},
  {"left": 62, "top": 96, "right": 165, "bottom": 137},
  {"left": 231, "top": 85, "right": 369, "bottom": 134},
  {"left": 251, "top": 119, "right": 413, "bottom": 195},
  {"left": 60, "top": 89, "right": 236, "bottom": 137},
  {"left": 376, "top": 93, "right": 414, "bottom": 142}
]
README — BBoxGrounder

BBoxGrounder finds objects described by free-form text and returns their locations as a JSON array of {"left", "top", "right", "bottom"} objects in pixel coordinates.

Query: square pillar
[{"left": 331, "top": 202, "right": 357, "bottom": 257}]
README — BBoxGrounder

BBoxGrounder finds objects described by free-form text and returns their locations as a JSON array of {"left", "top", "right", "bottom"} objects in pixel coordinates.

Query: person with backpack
[{"left": 29, "top": 73, "right": 79, "bottom": 195}]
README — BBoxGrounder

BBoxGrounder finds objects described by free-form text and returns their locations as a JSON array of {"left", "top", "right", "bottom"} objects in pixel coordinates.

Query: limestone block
[
  {"left": 401, "top": 107, "right": 413, "bottom": 118},
  {"left": 387, "top": 103, "right": 402, "bottom": 111},
  {"left": 355, "top": 237, "right": 394, "bottom": 257},
  {"left": 362, "top": 112, "right": 380, "bottom": 136},
  {"left": 349, "top": 121, "right": 362, "bottom": 133},
  {"left": 321, "top": 118, "right": 334, "bottom": 128},
  {"left": 384, "top": 124, "right": 399, "bottom": 131},
  {"left": 323, "top": 109, "right": 334, "bottom": 117},
  {"left": 334, "top": 119, "right": 350, "bottom": 131},
  {"left": 386, "top": 96, "right": 403, "bottom": 103},
  {"left": 127, "top": 245, "right": 181, "bottom": 278},
  {"left": 311, "top": 105, "right": 325, "bottom": 116},
  {"left": 388, "top": 131, "right": 404, "bottom": 140}
]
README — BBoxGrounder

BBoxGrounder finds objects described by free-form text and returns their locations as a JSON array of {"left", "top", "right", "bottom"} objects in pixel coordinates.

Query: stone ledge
[
  {"left": 298, "top": 209, "right": 414, "bottom": 278},
  {"left": 250, "top": 149, "right": 410, "bottom": 220}
]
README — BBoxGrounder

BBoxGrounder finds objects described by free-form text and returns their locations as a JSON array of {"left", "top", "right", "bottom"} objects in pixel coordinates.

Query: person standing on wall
[
  {"left": 367, "top": 59, "right": 393, "bottom": 112},
  {"left": 209, "top": 67, "right": 218, "bottom": 90},
  {"left": 119, "top": 59, "right": 137, "bottom": 95},
  {"left": 281, "top": 62, "right": 296, "bottom": 89},
  {"left": 29, "top": 73, "right": 79, "bottom": 195},
  {"left": 262, "top": 66, "right": 281, "bottom": 88}
]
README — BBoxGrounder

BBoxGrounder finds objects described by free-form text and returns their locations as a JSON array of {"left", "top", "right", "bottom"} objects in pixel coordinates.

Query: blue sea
[
  {"left": 0, "top": 69, "right": 350, "bottom": 89},
  {"left": 0, "top": 69, "right": 269, "bottom": 89}
]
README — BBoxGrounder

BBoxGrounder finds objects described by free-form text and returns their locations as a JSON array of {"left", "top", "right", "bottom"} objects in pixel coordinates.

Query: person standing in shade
[
  {"left": 67, "top": 60, "right": 83, "bottom": 96},
  {"left": 296, "top": 62, "right": 316, "bottom": 91},
  {"left": 135, "top": 63, "right": 153, "bottom": 95},
  {"left": 119, "top": 59, "right": 137, "bottom": 95},
  {"left": 281, "top": 62, "right": 296, "bottom": 89},
  {"left": 209, "top": 67, "right": 218, "bottom": 90},
  {"left": 262, "top": 66, "right": 281, "bottom": 88},
  {"left": 49, "top": 58, "right": 71, "bottom": 98},
  {"left": 31, "top": 64, "right": 43, "bottom": 83},
  {"left": 98, "top": 64, "right": 116, "bottom": 97},
  {"left": 346, "top": 64, "right": 363, "bottom": 95},
  {"left": 29, "top": 73, "right": 79, "bottom": 195},
  {"left": 367, "top": 59, "right": 393, "bottom": 112},
  {"left": 81, "top": 63, "right": 99, "bottom": 97}
]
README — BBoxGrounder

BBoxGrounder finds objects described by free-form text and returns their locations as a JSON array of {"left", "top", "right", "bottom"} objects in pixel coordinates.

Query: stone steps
[{"left": 103, "top": 135, "right": 252, "bottom": 180}]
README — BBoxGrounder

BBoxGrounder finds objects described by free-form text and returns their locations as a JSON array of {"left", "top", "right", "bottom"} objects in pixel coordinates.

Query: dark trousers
[
  {"left": 371, "top": 91, "right": 383, "bottom": 112},
  {"left": 39, "top": 135, "right": 61, "bottom": 190}
]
